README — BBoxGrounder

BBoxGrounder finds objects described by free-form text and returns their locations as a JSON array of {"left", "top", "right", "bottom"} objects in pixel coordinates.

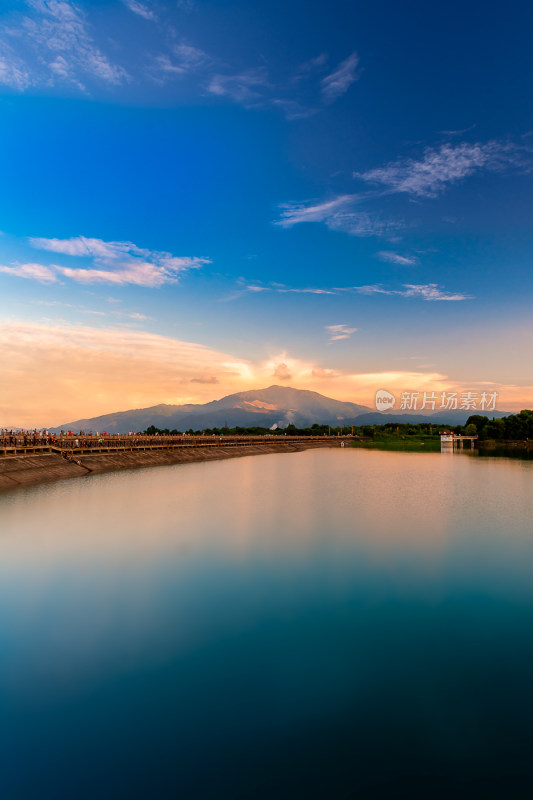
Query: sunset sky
[{"left": 1, "top": 0, "right": 532, "bottom": 427}]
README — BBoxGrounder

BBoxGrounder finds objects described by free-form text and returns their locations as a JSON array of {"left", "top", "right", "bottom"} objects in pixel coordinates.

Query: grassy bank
[
  {"left": 351, "top": 438, "right": 441, "bottom": 452},
  {"left": 476, "top": 441, "right": 533, "bottom": 459}
]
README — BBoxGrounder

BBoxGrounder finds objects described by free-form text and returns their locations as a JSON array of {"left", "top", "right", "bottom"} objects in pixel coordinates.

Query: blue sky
[{"left": 0, "top": 0, "right": 532, "bottom": 425}]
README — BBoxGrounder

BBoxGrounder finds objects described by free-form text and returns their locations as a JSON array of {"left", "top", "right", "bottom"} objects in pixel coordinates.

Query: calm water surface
[{"left": 1, "top": 449, "right": 533, "bottom": 798}]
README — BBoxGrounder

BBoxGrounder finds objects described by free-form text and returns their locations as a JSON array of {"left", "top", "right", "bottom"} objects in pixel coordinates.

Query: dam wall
[{"left": 0, "top": 440, "right": 338, "bottom": 491}]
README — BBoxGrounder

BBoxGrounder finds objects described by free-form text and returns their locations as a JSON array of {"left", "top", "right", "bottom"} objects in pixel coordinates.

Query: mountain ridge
[
  {"left": 50, "top": 385, "right": 370, "bottom": 432},
  {"left": 49, "top": 385, "right": 511, "bottom": 433}
]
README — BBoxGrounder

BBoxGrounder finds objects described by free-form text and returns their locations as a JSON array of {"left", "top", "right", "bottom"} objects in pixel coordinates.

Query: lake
[{"left": 1, "top": 448, "right": 533, "bottom": 798}]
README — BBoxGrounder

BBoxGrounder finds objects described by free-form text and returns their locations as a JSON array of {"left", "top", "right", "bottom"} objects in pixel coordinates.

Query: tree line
[
  {"left": 143, "top": 411, "right": 533, "bottom": 441},
  {"left": 464, "top": 410, "right": 533, "bottom": 440}
]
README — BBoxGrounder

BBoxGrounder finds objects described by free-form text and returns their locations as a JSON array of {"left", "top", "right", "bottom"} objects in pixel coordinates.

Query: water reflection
[{"left": 1, "top": 449, "right": 533, "bottom": 798}]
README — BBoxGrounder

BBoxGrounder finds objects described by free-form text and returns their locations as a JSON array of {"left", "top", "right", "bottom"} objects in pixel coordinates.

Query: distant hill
[
  {"left": 353, "top": 409, "right": 511, "bottom": 425},
  {"left": 50, "top": 385, "right": 512, "bottom": 434},
  {"left": 51, "top": 385, "right": 372, "bottom": 433}
]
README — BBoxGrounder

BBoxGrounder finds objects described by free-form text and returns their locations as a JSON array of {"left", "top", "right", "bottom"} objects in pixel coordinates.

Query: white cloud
[
  {"left": 269, "top": 98, "right": 316, "bottom": 120},
  {"left": 150, "top": 43, "right": 209, "bottom": 81},
  {"left": 151, "top": 54, "right": 185, "bottom": 77},
  {"left": 357, "top": 141, "right": 527, "bottom": 198},
  {"left": 233, "top": 277, "right": 470, "bottom": 303},
  {"left": 122, "top": 0, "right": 157, "bottom": 21},
  {"left": 0, "top": 50, "right": 32, "bottom": 90},
  {"left": 291, "top": 53, "right": 328, "bottom": 83},
  {"left": 237, "top": 281, "right": 336, "bottom": 297},
  {"left": 33, "top": 299, "right": 153, "bottom": 321},
  {"left": 23, "top": 235, "right": 210, "bottom": 287},
  {"left": 321, "top": 52, "right": 359, "bottom": 103},
  {"left": 276, "top": 195, "right": 355, "bottom": 226},
  {"left": 400, "top": 284, "right": 472, "bottom": 301},
  {"left": 173, "top": 43, "right": 208, "bottom": 70},
  {"left": 276, "top": 195, "right": 400, "bottom": 238},
  {"left": 32, "top": 236, "right": 142, "bottom": 259},
  {"left": 311, "top": 367, "right": 339, "bottom": 379},
  {"left": 353, "top": 283, "right": 472, "bottom": 301},
  {"left": 277, "top": 287, "right": 336, "bottom": 295},
  {"left": 2, "top": 319, "right": 528, "bottom": 428},
  {"left": 350, "top": 284, "right": 391, "bottom": 296},
  {"left": 49, "top": 54, "right": 71, "bottom": 79},
  {"left": 206, "top": 52, "right": 359, "bottom": 118},
  {"left": 278, "top": 140, "right": 531, "bottom": 242},
  {"left": 377, "top": 251, "right": 418, "bottom": 266},
  {"left": 126, "top": 312, "right": 150, "bottom": 320},
  {"left": 325, "top": 323, "right": 357, "bottom": 341},
  {"left": 0, "top": 4, "right": 360, "bottom": 121},
  {"left": 289, "top": 288, "right": 335, "bottom": 294},
  {"left": 0, "top": 319, "right": 255, "bottom": 426},
  {"left": 207, "top": 69, "right": 269, "bottom": 105},
  {"left": 1, "top": 0, "right": 128, "bottom": 90},
  {"left": 0, "top": 262, "right": 58, "bottom": 283},
  {"left": 272, "top": 362, "right": 292, "bottom": 381}
]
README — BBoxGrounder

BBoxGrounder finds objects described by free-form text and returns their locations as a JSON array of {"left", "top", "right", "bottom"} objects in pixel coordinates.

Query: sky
[{"left": 0, "top": 0, "right": 532, "bottom": 427}]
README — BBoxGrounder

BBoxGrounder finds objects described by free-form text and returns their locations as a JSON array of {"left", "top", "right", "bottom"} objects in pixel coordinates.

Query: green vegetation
[
  {"left": 351, "top": 439, "right": 441, "bottom": 452},
  {"left": 349, "top": 421, "right": 441, "bottom": 452},
  {"left": 464, "top": 410, "right": 533, "bottom": 440},
  {"left": 143, "top": 411, "right": 532, "bottom": 443},
  {"left": 143, "top": 423, "right": 337, "bottom": 436}
]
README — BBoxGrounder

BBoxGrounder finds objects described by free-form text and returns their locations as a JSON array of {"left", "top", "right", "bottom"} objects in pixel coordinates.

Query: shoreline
[{"left": 0, "top": 440, "right": 338, "bottom": 492}]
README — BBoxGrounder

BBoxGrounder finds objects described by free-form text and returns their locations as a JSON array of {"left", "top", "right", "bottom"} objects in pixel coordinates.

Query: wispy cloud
[
  {"left": 0, "top": 0, "right": 128, "bottom": 91},
  {"left": 34, "top": 299, "right": 152, "bottom": 322},
  {"left": 232, "top": 280, "right": 337, "bottom": 298},
  {"left": 276, "top": 195, "right": 401, "bottom": 238},
  {"left": 353, "top": 283, "right": 472, "bottom": 301},
  {"left": 357, "top": 141, "right": 529, "bottom": 198},
  {"left": 207, "top": 52, "right": 360, "bottom": 118},
  {"left": 150, "top": 43, "right": 210, "bottom": 82},
  {"left": 245, "top": 285, "right": 270, "bottom": 293},
  {"left": 0, "top": 4, "right": 360, "bottom": 120},
  {"left": 0, "top": 262, "right": 58, "bottom": 283},
  {"left": 123, "top": 311, "right": 151, "bottom": 320},
  {"left": 325, "top": 324, "right": 357, "bottom": 341},
  {"left": 400, "top": 284, "right": 472, "bottom": 301},
  {"left": 0, "top": 47, "right": 32, "bottom": 90},
  {"left": 277, "top": 138, "right": 531, "bottom": 242},
  {"left": 291, "top": 53, "right": 328, "bottom": 83},
  {"left": 377, "top": 251, "right": 418, "bottom": 266},
  {"left": 311, "top": 367, "right": 339, "bottom": 379},
  {"left": 273, "top": 362, "right": 292, "bottom": 381},
  {"left": 190, "top": 375, "right": 219, "bottom": 384},
  {"left": 0, "top": 319, "right": 254, "bottom": 426},
  {"left": 122, "top": 0, "right": 157, "bottom": 21},
  {"left": 207, "top": 69, "right": 269, "bottom": 106},
  {"left": 439, "top": 124, "right": 477, "bottom": 137},
  {"left": 276, "top": 195, "right": 355, "bottom": 226},
  {"left": 321, "top": 52, "right": 359, "bottom": 103},
  {"left": 275, "top": 285, "right": 336, "bottom": 295},
  {"left": 4, "top": 319, "right": 527, "bottom": 428},
  {"left": 269, "top": 98, "right": 317, "bottom": 120},
  {"left": 232, "top": 278, "right": 468, "bottom": 302},
  {"left": 14, "top": 235, "right": 211, "bottom": 288}
]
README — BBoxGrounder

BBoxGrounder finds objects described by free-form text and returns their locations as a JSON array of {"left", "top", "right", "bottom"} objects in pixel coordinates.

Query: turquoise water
[{"left": 1, "top": 449, "right": 533, "bottom": 798}]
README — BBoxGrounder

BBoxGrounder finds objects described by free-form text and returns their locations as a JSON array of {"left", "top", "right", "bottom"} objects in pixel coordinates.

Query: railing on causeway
[{"left": 0, "top": 433, "right": 352, "bottom": 456}]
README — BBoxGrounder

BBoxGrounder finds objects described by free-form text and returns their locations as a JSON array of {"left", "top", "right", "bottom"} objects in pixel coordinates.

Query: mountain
[
  {"left": 50, "top": 385, "right": 513, "bottom": 434},
  {"left": 353, "top": 409, "right": 511, "bottom": 425},
  {"left": 51, "top": 385, "right": 372, "bottom": 434}
]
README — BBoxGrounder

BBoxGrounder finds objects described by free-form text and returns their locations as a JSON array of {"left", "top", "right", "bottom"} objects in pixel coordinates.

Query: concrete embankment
[{"left": 0, "top": 441, "right": 335, "bottom": 491}]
